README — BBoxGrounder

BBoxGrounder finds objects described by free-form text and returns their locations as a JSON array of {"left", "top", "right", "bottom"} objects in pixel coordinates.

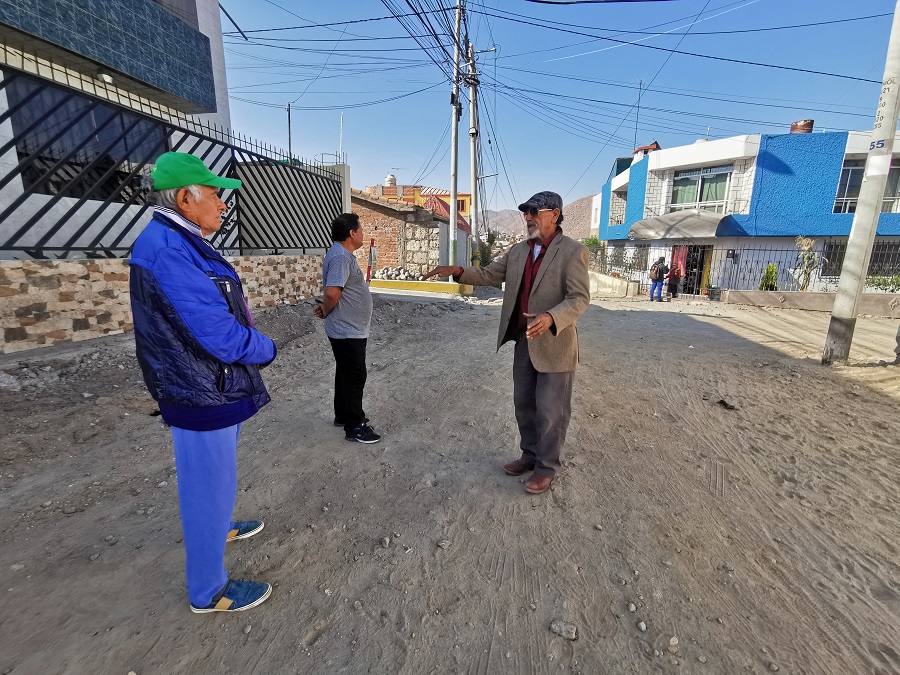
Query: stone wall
[
  {"left": 609, "top": 190, "right": 627, "bottom": 226},
  {"left": 0, "top": 255, "right": 323, "bottom": 355},
  {"left": 644, "top": 170, "right": 670, "bottom": 218}
]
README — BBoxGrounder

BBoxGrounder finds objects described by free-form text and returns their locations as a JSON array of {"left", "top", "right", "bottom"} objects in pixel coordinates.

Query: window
[
  {"left": 822, "top": 240, "right": 900, "bottom": 276},
  {"left": 457, "top": 199, "right": 466, "bottom": 213},
  {"left": 668, "top": 165, "right": 732, "bottom": 214},
  {"left": 833, "top": 159, "right": 900, "bottom": 213}
]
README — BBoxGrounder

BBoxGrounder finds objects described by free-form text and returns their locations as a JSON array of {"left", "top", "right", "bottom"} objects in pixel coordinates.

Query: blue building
[{"left": 597, "top": 130, "right": 900, "bottom": 295}]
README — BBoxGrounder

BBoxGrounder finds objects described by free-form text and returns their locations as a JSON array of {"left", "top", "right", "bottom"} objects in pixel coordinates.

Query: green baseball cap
[{"left": 150, "top": 152, "right": 242, "bottom": 190}]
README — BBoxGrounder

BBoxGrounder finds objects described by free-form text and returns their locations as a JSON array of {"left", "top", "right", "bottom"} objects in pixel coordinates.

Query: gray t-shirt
[{"left": 322, "top": 242, "right": 372, "bottom": 339}]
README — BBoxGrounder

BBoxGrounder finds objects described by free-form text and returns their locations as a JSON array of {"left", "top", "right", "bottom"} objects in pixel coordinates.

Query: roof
[
  {"left": 629, "top": 210, "right": 726, "bottom": 240},
  {"left": 351, "top": 188, "right": 416, "bottom": 212},
  {"left": 633, "top": 141, "right": 661, "bottom": 155},
  {"left": 423, "top": 195, "right": 471, "bottom": 233}
]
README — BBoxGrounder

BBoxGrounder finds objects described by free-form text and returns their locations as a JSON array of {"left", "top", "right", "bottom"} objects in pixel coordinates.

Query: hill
[{"left": 482, "top": 195, "right": 594, "bottom": 240}]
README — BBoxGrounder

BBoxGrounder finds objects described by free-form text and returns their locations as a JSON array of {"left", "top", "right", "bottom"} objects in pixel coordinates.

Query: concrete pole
[
  {"left": 444, "top": 0, "right": 463, "bottom": 271},
  {"left": 823, "top": 1, "right": 900, "bottom": 364},
  {"left": 286, "top": 103, "right": 292, "bottom": 161},
  {"left": 467, "top": 43, "right": 480, "bottom": 266}
]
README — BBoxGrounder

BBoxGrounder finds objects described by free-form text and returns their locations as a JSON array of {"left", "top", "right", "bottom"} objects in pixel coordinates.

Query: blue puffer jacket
[{"left": 129, "top": 213, "right": 277, "bottom": 431}]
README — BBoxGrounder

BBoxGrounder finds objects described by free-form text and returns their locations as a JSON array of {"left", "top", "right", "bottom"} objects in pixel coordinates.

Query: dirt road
[{"left": 1, "top": 294, "right": 898, "bottom": 674}]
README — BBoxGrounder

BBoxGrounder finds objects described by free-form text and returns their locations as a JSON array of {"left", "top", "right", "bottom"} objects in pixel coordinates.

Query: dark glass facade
[
  {"left": 0, "top": 0, "right": 215, "bottom": 111},
  {"left": 4, "top": 69, "right": 167, "bottom": 201}
]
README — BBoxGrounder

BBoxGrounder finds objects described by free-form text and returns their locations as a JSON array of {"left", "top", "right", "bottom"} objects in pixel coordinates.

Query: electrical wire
[
  {"left": 411, "top": 119, "right": 452, "bottom": 184},
  {"left": 560, "top": 0, "right": 711, "bottom": 198},
  {"left": 229, "top": 82, "right": 444, "bottom": 110},
  {"left": 498, "top": 66, "right": 874, "bottom": 117},
  {"left": 223, "top": 7, "right": 455, "bottom": 35},
  {"left": 467, "top": 6, "right": 882, "bottom": 83}
]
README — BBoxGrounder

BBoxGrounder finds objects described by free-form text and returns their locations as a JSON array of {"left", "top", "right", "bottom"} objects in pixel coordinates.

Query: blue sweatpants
[{"left": 171, "top": 423, "right": 241, "bottom": 607}]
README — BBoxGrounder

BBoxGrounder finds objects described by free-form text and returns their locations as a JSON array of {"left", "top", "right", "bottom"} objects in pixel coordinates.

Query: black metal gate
[{"left": 0, "top": 68, "right": 342, "bottom": 258}]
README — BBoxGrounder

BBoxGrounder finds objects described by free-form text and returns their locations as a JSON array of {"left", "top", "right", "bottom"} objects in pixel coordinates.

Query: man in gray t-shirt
[{"left": 314, "top": 213, "right": 380, "bottom": 443}]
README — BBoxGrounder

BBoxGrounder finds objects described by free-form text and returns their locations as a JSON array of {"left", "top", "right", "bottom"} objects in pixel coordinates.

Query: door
[{"left": 683, "top": 245, "right": 712, "bottom": 295}]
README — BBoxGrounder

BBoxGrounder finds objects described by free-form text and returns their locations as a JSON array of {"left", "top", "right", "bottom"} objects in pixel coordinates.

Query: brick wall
[
  {"left": 353, "top": 199, "right": 440, "bottom": 276},
  {"left": 0, "top": 255, "right": 323, "bottom": 355}
]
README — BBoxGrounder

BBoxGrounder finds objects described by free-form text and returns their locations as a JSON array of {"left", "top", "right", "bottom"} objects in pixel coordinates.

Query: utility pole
[
  {"left": 634, "top": 79, "right": 642, "bottom": 149},
  {"left": 823, "top": 1, "right": 900, "bottom": 364},
  {"left": 444, "top": 0, "right": 463, "bottom": 271},
  {"left": 286, "top": 103, "right": 292, "bottom": 161},
  {"left": 467, "top": 42, "right": 480, "bottom": 266}
]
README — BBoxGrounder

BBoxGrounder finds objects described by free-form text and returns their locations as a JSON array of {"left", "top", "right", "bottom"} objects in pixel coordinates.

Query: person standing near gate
[
  {"left": 649, "top": 257, "right": 668, "bottom": 301},
  {"left": 130, "top": 152, "right": 277, "bottom": 613},
  {"left": 424, "top": 191, "right": 589, "bottom": 495},
  {"left": 314, "top": 212, "right": 381, "bottom": 444},
  {"left": 666, "top": 262, "right": 683, "bottom": 299}
]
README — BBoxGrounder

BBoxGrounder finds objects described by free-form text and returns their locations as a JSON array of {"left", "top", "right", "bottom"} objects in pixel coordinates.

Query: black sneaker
[{"left": 346, "top": 423, "right": 381, "bottom": 444}]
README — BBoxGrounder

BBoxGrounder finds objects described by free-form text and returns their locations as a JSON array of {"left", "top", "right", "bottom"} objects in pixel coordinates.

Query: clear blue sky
[{"left": 221, "top": 0, "right": 896, "bottom": 210}]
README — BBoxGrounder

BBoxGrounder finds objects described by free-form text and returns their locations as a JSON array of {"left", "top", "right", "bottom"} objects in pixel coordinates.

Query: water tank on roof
[
  {"left": 790, "top": 119, "right": 814, "bottom": 134},
  {"left": 385, "top": 173, "right": 397, "bottom": 186}
]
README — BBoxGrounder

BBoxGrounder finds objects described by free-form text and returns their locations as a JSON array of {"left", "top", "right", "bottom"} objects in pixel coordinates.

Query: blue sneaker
[
  {"left": 190, "top": 579, "right": 272, "bottom": 613},
  {"left": 226, "top": 520, "right": 264, "bottom": 543}
]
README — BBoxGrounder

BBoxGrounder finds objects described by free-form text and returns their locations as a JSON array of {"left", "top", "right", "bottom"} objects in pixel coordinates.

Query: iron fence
[
  {"left": 590, "top": 240, "right": 900, "bottom": 295},
  {"left": 0, "top": 68, "right": 343, "bottom": 258}
]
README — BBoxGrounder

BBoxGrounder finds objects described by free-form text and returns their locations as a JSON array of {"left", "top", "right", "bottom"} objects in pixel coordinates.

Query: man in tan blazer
[{"left": 425, "top": 191, "right": 590, "bottom": 494}]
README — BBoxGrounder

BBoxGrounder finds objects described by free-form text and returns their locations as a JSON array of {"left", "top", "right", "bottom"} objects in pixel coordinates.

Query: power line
[
  {"left": 557, "top": 0, "right": 710, "bottom": 198},
  {"left": 499, "top": 66, "right": 874, "bottom": 116},
  {"left": 224, "top": 7, "right": 455, "bottom": 35},
  {"left": 486, "top": 2, "right": 890, "bottom": 37},
  {"left": 467, "top": 7, "right": 882, "bottom": 83},
  {"left": 229, "top": 82, "right": 444, "bottom": 110},
  {"left": 411, "top": 120, "right": 453, "bottom": 185}
]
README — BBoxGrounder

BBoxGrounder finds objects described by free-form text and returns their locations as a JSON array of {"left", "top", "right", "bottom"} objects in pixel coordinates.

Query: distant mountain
[
  {"left": 482, "top": 209, "right": 522, "bottom": 236},
  {"left": 482, "top": 196, "right": 595, "bottom": 241},
  {"left": 561, "top": 195, "right": 593, "bottom": 240}
]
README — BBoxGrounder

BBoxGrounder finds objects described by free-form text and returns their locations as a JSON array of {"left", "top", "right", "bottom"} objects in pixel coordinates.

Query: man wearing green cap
[{"left": 130, "top": 152, "right": 277, "bottom": 613}]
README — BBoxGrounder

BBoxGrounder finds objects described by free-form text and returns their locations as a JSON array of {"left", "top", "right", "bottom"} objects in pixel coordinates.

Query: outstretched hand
[
  {"left": 523, "top": 312, "right": 554, "bottom": 340},
  {"left": 423, "top": 265, "right": 463, "bottom": 280}
]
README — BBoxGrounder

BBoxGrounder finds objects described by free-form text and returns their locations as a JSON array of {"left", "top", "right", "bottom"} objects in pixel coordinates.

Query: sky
[{"left": 220, "top": 0, "right": 897, "bottom": 211}]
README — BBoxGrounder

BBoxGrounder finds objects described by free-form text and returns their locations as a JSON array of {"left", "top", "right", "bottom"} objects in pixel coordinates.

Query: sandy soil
[{"left": 1, "top": 293, "right": 898, "bottom": 674}]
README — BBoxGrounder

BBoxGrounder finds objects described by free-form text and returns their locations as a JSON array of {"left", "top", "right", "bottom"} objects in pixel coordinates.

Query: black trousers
[
  {"left": 512, "top": 337, "right": 574, "bottom": 477},
  {"left": 328, "top": 337, "right": 368, "bottom": 432}
]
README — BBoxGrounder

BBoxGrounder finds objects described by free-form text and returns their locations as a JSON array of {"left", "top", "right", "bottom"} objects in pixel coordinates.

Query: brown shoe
[
  {"left": 504, "top": 458, "right": 535, "bottom": 476},
  {"left": 524, "top": 473, "right": 553, "bottom": 494}
]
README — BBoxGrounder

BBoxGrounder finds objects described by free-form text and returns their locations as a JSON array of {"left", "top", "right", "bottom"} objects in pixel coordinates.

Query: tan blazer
[{"left": 459, "top": 232, "right": 590, "bottom": 372}]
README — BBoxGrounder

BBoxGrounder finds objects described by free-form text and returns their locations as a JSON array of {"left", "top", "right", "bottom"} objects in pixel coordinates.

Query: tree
[{"left": 792, "top": 236, "right": 826, "bottom": 292}]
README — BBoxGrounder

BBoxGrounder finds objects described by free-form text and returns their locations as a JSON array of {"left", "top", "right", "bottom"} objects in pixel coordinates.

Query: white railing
[
  {"left": 833, "top": 198, "right": 900, "bottom": 214},
  {"left": 665, "top": 200, "right": 728, "bottom": 214}
]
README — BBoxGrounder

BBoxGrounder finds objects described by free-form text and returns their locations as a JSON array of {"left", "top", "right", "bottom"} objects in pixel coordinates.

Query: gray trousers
[{"left": 512, "top": 337, "right": 575, "bottom": 477}]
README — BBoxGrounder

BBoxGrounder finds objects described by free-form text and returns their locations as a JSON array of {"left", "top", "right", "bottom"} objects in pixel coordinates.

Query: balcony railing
[
  {"left": 833, "top": 198, "right": 900, "bottom": 214},
  {"left": 666, "top": 200, "right": 728, "bottom": 214}
]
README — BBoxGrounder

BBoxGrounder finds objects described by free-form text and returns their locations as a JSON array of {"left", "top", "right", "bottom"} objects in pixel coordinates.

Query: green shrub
[
  {"left": 582, "top": 235, "right": 602, "bottom": 251},
  {"left": 866, "top": 275, "right": 900, "bottom": 293},
  {"left": 759, "top": 263, "right": 778, "bottom": 291}
]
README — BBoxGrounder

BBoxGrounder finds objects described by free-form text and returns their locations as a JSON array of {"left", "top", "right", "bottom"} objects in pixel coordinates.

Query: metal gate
[{"left": 0, "top": 68, "right": 343, "bottom": 259}]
